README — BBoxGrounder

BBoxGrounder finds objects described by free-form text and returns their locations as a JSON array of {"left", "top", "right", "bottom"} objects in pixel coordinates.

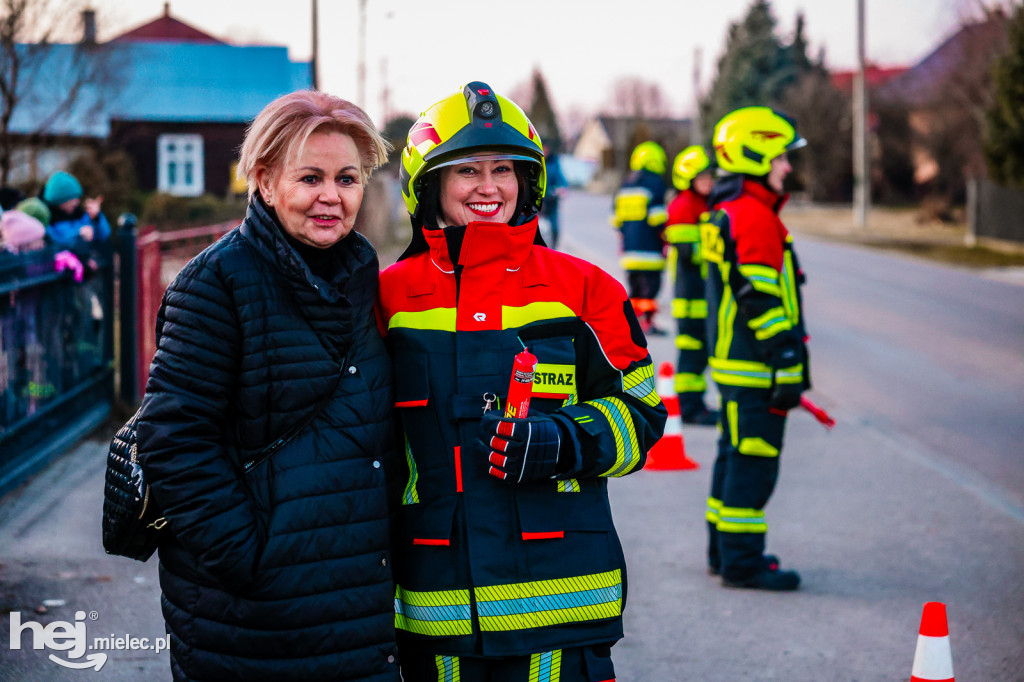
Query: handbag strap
[{"left": 241, "top": 370, "right": 340, "bottom": 474}]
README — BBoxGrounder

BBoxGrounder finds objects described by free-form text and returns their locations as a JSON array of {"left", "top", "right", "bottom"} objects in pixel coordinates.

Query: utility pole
[
  {"left": 357, "top": 0, "right": 367, "bottom": 106},
  {"left": 853, "top": 0, "right": 870, "bottom": 228},
  {"left": 310, "top": 0, "right": 319, "bottom": 90},
  {"left": 380, "top": 57, "right": 390, "bottom": 125},
  {"left": 692, "top": 46, "right": 703, "bottom": 144}
]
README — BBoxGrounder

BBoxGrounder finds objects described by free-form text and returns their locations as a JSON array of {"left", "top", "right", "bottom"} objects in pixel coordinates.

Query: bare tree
[
  {"left": 0, "top": 0, "right": 122, "bottom": 185},
  {"left": 605, "top": 77, "right": 671, "bottom": 118}
]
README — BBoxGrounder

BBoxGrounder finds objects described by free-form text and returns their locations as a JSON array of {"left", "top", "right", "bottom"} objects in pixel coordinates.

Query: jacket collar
[
  {"left": 238, "top": 194, "right": 378, "bottom": 304},
  {"left": 423, "top": 217, "right": 540, "bottom": 274},
  {"left": 741, "top": 179, "right": 789, "bottom": 213}
]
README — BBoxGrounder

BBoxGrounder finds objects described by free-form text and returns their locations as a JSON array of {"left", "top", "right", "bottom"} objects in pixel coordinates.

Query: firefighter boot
[
  {"left": 683, "top": 407, "right": 720, "bottom": 426},
  {"left": 722, "top": 557, "right": 800, "bottom": 591}
]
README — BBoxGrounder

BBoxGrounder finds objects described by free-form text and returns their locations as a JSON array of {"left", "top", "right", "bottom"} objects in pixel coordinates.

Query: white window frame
[{"left": 157, "top": 133, "right": 204, "bottom": 197}]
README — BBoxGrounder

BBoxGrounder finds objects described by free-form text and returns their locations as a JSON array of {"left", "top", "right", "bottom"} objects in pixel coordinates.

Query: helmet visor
[{"left": 429, "top": 152, "right": 540, "bottom": 172}]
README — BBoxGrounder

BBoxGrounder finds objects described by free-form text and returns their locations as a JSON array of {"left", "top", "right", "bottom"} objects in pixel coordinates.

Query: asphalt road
[{"left": 1, "top": 190, "right": 1022, "bottom": 680}]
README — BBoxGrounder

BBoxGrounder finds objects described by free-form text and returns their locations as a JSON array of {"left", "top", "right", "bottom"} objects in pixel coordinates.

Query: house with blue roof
[{"left": 6, "top": 3, "right": 311, "bottom": 197}]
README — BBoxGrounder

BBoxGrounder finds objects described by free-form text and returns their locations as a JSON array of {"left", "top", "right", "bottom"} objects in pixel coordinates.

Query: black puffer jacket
[{"left": 136, "top": 198, "right": 401, "bottom": 681}]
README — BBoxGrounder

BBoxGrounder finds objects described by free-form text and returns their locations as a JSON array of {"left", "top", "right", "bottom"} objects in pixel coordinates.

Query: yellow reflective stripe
[
  {"left": 781, "top": 249, "right": 800, "bottom": 327},
  {"left": 389, "top": 307, "right": 456, "bottom": 332},
  {"left": 717, "top": 506, "right": 767, "bottom": 534},
  {"left": 727, "top": 401, "right": 739, "bottom": 447},
  {"left": 502, "top": 301, "right": 575, "bottom": 329},
  {"left": 620, "top": 252, "right": 666, "bottom": 270},
  {"left": 739, "top": 437, "right": 779, "bottom": 457},
  {"left": 402, "top": 434, "right": 419, "bottom": 505},
  {"left": 709, "top": 357, "right": 772, "bottom": 388},
  {"left": 749, "top": 306, "right": 792, "bottom": 340},
  {"left": 706, "top": 496, "right": 722, "bottom": 523},
  {"left": 673, "top": 298, "right": 708, "bottom": 319},
  {"left": 774, "top": 363, "right": 804, "bottom": 384},
  {"left": 435, "top": 655, "right": 460, "bottom": 682},
  {"left": 675, "top": 372, "right": 706, "bottom": 393},
  {"left": 664, "top": 223, "right": 700, "bottom": 244},
  {"left": 613, "top": 188, "right": 651, "bottom": 222},
  {"left": 394, "top": 585, "right": 473, "bottom": 637},
  {"left": 529, "top": 650, "right": 562, "bottom": 682},
  {"left": 556, "top": 478, "right": 580, "bottom": 493},
  {"left": 475, "top": 569, "right": 622, "bottom": 632},
  {"left": 648, "top": 207, "right": 669, "bottom": 226},
  {"left": 675, "top": 334, "right": 703, "bottom": 350},
  {"left": 623, "top": 363, "right": 660, "bottom": 407},
  {"left": 738, "top": 263, "right": 782, "bottom": 297},
  {"left": 587, "top": 397, "right": 642, "bottom": 476},
  {"left": 714, "top": 262, "right": 736, "bottom": 358}
]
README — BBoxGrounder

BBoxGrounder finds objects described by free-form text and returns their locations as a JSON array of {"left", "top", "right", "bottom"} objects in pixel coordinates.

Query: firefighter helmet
[
  {"left": 629, "top": 141, "right": 667, "bottom": 175},
  {"left": 399, "top": 81, "right": 546, "bottom": 223},
  {"left": 713, "top": 107, "right": 806, "bottom": 176},
  {"left": 671, "top": 145, "right": 711, "bottom": 190}
]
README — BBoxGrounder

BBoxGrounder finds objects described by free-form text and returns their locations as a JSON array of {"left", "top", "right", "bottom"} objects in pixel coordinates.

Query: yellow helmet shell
[
  {"left": 629, "top": 141, "right": 667, "bottom": 175},
  {"left": 399, "top": 81, "right": 546, "bottom": 218},
  {"left": 671, "top": 145, "right": 711, "bottom": 190},
  {"left": 713, "top": 107, "right": 806, "bottom": 176}
]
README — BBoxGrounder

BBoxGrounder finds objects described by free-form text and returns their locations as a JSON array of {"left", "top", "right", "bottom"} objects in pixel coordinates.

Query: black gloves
[
  {"left": 768, "top": 341, "right": 805, "bottom": 411},
  {"left": 479, "top": 412, "right": 563, "bottom": 484}
]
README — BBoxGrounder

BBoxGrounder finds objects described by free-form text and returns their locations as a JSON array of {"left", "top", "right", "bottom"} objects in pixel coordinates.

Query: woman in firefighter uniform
[
  {"left": 664, "top": 146, "right": 717, "bottom": 426},
  {"left": 377, "top": 82, "right": 666, "bottom": 681},
  {"left": 700, "top": 107, "right": 809, "bottom": 591},
  {"left": 611, "top": 141, "right": 670, "bottom": 335}
]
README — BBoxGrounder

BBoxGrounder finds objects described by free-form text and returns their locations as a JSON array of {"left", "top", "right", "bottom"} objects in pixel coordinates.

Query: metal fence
[
  {"left": 0, "top": 243, "right": 115, "bottom": 495},
  {"left": 968, "top": 176, "right": 1024, "bottom": 246}
]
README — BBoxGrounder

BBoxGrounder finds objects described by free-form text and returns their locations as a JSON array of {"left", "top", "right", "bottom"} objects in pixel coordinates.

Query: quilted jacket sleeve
[
  {"left": 136, "top": 254, "right": 263, "bottom": 588},
  {"left": 550, "top": 267, "right": 667, "bottom": 479}
]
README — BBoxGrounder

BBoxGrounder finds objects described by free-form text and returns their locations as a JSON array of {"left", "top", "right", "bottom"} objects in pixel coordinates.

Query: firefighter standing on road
[
  {"left": 611, "top": 141, "right": 670, "bottom": 335},
  {"left": 701, "top": 107, "right": 810, "bottom": 591},
  {"left": 665, "top": 145, "right": 718, "bottom": 425},
  {"left": 378, "top": 81, "right": 666, "bottom": 680}
]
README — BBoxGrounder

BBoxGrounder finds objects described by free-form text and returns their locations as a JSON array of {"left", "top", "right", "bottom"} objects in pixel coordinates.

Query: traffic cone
[
  {"left": 910, "top": 602, "right": 954, "bottom": 682},
  {"left": 645, "top": 362, "right": 699, "bottom": 470}
]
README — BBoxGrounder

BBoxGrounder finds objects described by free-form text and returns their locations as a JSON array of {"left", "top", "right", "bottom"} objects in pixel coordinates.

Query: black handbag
[
  {"left": 101, "top": 408, "right": 166, "bottom": 561},
  {"left": 102, "top": 377, "right": 340, "bottom": 562}
]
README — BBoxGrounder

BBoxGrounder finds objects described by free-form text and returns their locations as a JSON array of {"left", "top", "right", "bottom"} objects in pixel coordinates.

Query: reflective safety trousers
[
  {"left": 377, "top": 219, "right": 667, "bottom": 658},
  {"left": 700, "top": 180, "right": 807, "bottom": 390}
]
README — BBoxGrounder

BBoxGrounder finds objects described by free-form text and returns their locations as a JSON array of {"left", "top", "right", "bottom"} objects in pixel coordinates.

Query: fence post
[
  {"left": 117, "top": 214, "right": 138, "bottom": 405},
  {"left": 965, "top": 177, "right": 978, "bottom": 248}
]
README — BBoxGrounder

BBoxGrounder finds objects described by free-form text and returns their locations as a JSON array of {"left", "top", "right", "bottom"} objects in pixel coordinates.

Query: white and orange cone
[
  {"left": 646, "top": 362, "right": 699, "bottom": 470},
  {"left": 910, "top": 602, "right": 954, "bottom": 682}
]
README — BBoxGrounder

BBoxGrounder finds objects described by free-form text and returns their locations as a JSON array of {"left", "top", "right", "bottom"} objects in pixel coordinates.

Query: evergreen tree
[
  {"left": 985, "top": 4, "right": 1024, "bottom": 188},
  {"left": 699, "top": 0, "right": 813, "bottom": 140},
  {"left": 527, "top": 69, "right": 562, "bottom": 152}
]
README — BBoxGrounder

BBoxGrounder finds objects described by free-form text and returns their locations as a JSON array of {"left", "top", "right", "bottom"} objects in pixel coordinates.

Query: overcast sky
[{"left": 89, "top": 0, "right": 980, "bottom": 126}]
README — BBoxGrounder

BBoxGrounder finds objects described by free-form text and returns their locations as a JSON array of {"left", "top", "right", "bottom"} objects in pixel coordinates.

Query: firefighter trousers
[
  {"left": 672, "top": 263, "right": 709, "bottom": 415},
  {"left": 400, "top": 644, "right": 616, "bottom": 682},
  {"left": 706, "top": 386, "right": 788, "bottom": 580}
]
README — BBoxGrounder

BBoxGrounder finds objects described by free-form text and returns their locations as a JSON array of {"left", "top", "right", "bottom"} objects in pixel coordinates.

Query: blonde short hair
[{"left": 238, "top": 90, "right": 391, "bottom": 199}]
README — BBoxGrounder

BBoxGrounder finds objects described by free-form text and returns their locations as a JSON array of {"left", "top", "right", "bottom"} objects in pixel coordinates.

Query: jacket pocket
[
  {"left": 400, "top": 496, "right": 457, "bottom": 546},
  {"left": 515, "top": 484, "right": 611, "bottom": 537},
  {"left": 516, "top": 322, "right": 580, "bottom": 405}
]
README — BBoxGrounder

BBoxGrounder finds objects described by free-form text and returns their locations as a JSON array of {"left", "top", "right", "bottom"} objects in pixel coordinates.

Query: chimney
[
  {"left": 81, "top": 9, "right": 96, "bottom": 45},
  {"left": 164, "top": 2, "right": 171, "bottom": 17}
]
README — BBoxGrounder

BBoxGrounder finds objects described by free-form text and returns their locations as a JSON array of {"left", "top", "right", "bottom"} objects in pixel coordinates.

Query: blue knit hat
[{"left": 42, "top": 171, "right": 83, "bottom": 205}]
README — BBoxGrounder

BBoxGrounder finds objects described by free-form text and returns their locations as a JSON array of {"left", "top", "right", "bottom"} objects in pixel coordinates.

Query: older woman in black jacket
[{"left": 136, "top": 90, "right": 400, "bottom": 681}]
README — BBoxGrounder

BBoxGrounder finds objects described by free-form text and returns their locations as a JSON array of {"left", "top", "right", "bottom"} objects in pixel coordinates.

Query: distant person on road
[
  {"left": 611, "top": 141, "right": 670, "bottom": 335},
  {"left": 700, "top": 107, "right": 810, "bottom": 591},
  {"left": 379, "top": 81, "right": 666, "bottom": 681},
  {"left": 539, "top": 138, "right": 568, "bottom": 248},
  {"left": 665, "top": 145, "right": 718, "bottom": 426},
  {"left": 135, "top": 90, "right": 401, "bottom": 681}
]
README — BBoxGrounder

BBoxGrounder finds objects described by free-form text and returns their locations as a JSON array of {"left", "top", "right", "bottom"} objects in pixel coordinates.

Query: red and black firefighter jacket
[
  {"left": 700, "top": 177, "right": 809, "bottom": 394},
  {"left": 376, "top": 217, "right": 667, "bottom": 658}
]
